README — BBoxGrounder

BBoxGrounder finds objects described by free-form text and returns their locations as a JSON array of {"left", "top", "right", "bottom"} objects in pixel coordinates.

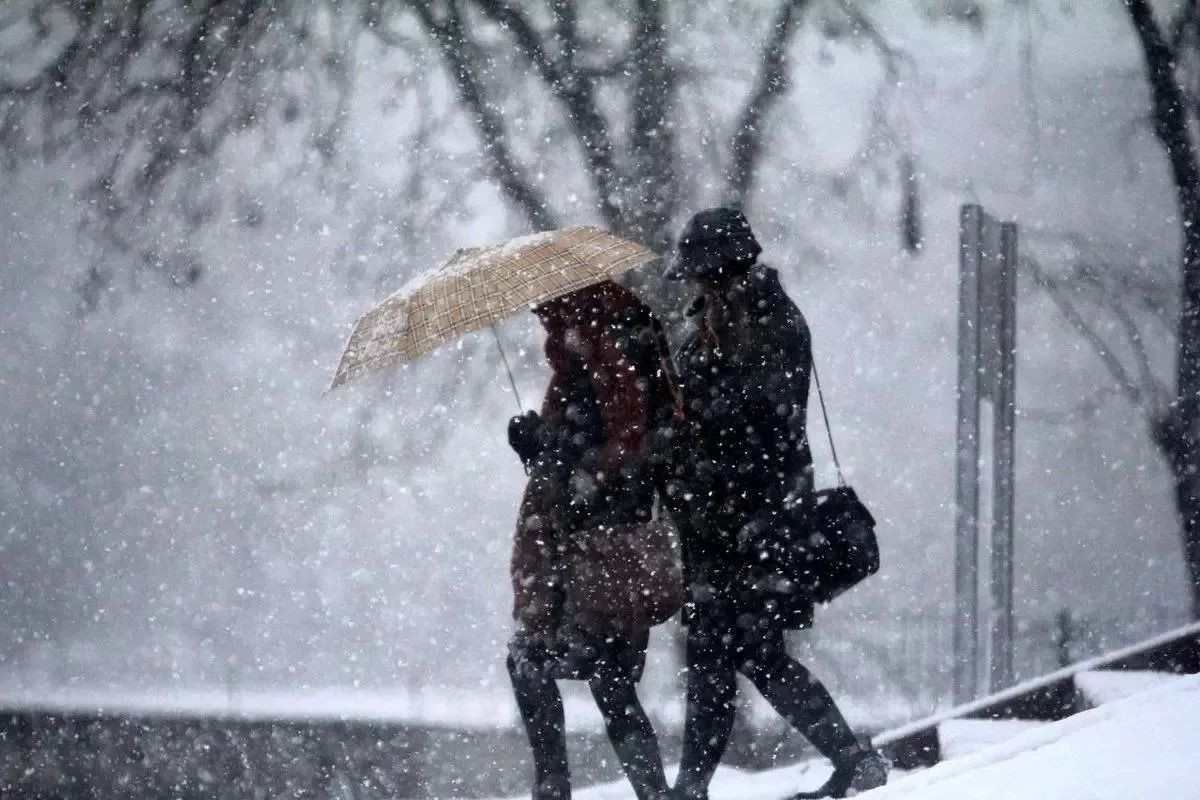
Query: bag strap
[{"left": 811, "top": 358, "right": 846, "bottom": 488}]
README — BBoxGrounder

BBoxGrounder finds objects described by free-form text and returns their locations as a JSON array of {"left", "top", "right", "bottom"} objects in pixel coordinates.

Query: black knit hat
[{"left": 665, "top": 207, "right": 762, "bottom": 281}]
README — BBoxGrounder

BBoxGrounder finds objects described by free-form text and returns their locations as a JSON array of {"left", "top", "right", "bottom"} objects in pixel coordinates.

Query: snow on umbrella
[{"left": 327, "top": 226, "right": 659, "bottom": 391}]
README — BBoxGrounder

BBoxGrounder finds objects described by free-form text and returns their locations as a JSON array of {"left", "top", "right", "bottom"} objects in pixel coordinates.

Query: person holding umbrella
[
  {"left": 661, "top": 209, "right": 889, "bottom": 800},
  {"left": 505, "top": 280, "right": 680, "bottom": 800},
  {"left": 330, "top": 227, "right": 685, "bottom": 800}
]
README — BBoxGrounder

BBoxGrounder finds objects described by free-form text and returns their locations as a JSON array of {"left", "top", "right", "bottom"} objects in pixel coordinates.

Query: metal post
[
  {"left": 989, "top": 222, "right": 1018, "bottom": 690},
  {"left": 954, "top": 204, "right": 983, "bottom": 704}
]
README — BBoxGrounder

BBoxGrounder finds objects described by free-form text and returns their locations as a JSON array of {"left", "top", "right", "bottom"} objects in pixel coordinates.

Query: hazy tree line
[
  {"left": 0, "top": 1, "right": 927, "bottom": 281},
  {"left": 1, "top": 0, "right": 1197, "bottom": 686}
]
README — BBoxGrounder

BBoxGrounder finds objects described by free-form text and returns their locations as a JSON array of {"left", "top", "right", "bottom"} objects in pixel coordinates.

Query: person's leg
[
  {"left": 739, "top": 624, "right": 887, "bottom": 797},
  {"left": 508, "top": 644, "right": 571, "bottom": 800},
  {"left": 587, "top": 650, "right": 671, "bottom": 800},
  {"left": 674, "top": 601, "right": 739, "bottom": 800},
  {"left": 739, "top": 625, "right": 864, "bottom": 766}
]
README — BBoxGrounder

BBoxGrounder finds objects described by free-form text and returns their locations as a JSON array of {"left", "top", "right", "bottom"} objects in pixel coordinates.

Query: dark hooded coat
[
  {"left": 664, "top": 264, "right": 816, "bottom": 629},
  {"left": 509, "top": 282, "right": 676, "bottom": 636}
]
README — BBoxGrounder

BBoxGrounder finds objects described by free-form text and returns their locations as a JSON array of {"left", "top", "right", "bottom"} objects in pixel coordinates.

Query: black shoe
[
  {"left": 532, "top": 775, "right": 571, "bottom": 800},
  {"left": 789, "top": 750, "right": 889, "bottom": 798}
]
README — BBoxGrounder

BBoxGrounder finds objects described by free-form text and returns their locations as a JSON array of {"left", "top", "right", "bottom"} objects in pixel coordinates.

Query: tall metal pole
[
  {"left": 989, "top": 222, "right": 1018, "bottom": 691},
  {"left": 954, "top": 204, "right": 983, "bottom": 704}
]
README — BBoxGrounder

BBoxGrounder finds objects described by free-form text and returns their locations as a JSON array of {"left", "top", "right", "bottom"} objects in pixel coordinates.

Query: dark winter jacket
[
  {"left": 663, "top": 264, "right": 816, "bottom": 627},
  {"left": 509, "top": 282, "right": 675, "bottom": 635}
]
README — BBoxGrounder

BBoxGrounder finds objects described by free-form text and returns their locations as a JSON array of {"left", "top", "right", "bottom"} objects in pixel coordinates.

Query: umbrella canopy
[{"left": 328, "top": 226, "right": 659, "bottom": 390}]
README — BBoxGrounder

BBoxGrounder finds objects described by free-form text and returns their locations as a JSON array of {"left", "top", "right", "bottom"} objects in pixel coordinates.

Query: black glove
[{"left": 508, "top": 410, "right": 543, "bottom": 467}]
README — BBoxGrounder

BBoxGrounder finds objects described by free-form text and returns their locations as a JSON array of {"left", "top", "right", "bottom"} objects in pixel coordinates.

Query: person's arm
[{"left": 747, "top": 322, "right": 813, "bottom": 505}]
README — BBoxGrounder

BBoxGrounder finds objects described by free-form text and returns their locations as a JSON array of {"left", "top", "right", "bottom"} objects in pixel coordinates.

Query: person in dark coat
[
  {"left": 506, "top": 280, "right": 676, "bottom": 800},
  {"left": 662, "top": 209, "right": 889, "bottom": 800}
]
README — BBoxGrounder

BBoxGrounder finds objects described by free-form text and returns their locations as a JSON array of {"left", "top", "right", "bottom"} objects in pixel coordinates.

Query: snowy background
[{"left": 0, "top": 0, "right": 1191, "bottom": 732}]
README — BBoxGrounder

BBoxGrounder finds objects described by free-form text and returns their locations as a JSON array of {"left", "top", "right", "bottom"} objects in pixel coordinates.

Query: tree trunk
[
  {"left": 1175, "top": 455, "right": 1200, "bottom": 618},
  {"left": 726, "top": 0, "right": 809, "bottom": 209},
  {"left": 1126, "top": 0, "right": 1200, "bottom": 617},
  {"left": 624, "top": 0, "right": 678, "bottom": 252}
]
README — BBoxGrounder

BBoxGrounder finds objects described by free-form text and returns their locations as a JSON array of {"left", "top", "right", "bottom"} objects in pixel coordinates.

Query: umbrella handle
[{"left": 490, "top": 324, "right": 524, "bottom": 414}]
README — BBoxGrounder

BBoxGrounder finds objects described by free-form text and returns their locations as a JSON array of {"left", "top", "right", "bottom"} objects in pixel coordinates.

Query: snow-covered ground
[
  {"left": 864, "top": 674, "right": 1200, "bottom": 800},
  {"left": 497, "top": 671, "right": 1200, "bottom": 800}
]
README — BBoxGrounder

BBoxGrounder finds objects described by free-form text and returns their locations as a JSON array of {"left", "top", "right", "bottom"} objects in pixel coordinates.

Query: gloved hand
[{"left": 508, "top": 410, "right": 543, "bottom": 467}]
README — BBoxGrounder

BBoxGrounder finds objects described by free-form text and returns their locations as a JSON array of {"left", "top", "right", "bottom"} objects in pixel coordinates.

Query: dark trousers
[
  {"left": 675, "top": 592, "right": 864, "bottom": 800},
  {"left": 507, "top": 630, "right": 669, "bottom": 800}
]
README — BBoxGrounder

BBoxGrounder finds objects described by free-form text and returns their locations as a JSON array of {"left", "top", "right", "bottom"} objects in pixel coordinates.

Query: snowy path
[
  {"left": 494, "top": 760, "right": 843, "bottom": 800},
  {"left": 505, "top": 673, "right": 1200, "bottom": 800},
  {"left": 860, "top": 673, "right": 1200, "bottom": 799}
]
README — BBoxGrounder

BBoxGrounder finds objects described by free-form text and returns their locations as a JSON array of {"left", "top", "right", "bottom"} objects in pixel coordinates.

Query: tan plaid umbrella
[{"left": 328, "top": 226, "right": 659, "bottom": 391}]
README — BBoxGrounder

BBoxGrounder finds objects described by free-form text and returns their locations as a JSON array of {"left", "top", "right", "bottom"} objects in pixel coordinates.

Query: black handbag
[
  {"left": 797, "top": 362, "right": 881, "bottom": 604},
  {"left": 808, "top": 484, "right": 879, "bottom": 603},
  {"left": 737, "top": 361, "right": 880, "bottom": 608}
]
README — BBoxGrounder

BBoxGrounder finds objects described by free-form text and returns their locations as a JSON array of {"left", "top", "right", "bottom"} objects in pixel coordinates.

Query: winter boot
[
  {"left": 673, "top": 785, "right": 708, "bottom": 800},
  {"left": 789, "top": 749, "right": 889, "bottom": 798},
  {"left": 532, "top": 774, "right": 571, "bottom": 800}
]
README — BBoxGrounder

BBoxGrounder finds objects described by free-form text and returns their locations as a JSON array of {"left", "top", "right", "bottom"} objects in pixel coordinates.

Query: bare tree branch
[
  {"left": 407, "top": 1, "right": 558, "bottom": 231},
  {"left": 1066, "top": 256, "right": 1173, "bottom": 416},
  {"left": 1171, "top": 0, "right": 1199, "bottom": 51},
  {"left": 1096, "top": 291, "right": 1170, "bottom": 418},
  {"left": 0, "top": 2, "right": 95, "bottom": 100},
  {"left": 551, "top": 0, "right": 577, "bottom": 50},
  {"left": 469, "top": 0, "right": 622, "bottom": 231},
  {"left": 1020, "top": 385, "right": 1124, "bottom": 427},
  {"left": 1024, "top": 254, "right": 1150, "bottom": 416},
  {"left": 836, "top": 0, "right": 915, "bottom": 83},
  {"left": 1109, "top": 299, "right": 1170, "bottom": 411},
  {"left": 471, "top": 0, "right": 562, "bottom": 81},
  {"left": 547, "top": 0, "right": 629, "bottom": 79},
  {"left": 726, "top": 0, "right": 809, "bottom": 208}
]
